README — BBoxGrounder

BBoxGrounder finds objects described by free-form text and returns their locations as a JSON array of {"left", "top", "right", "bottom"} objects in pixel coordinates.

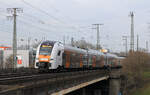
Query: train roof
[
  {"left": 40, "top": 41, "right": 119, "bottom": 58},
  {"left": 41, "top": 41, "right": 56, "bottom": 46},
  {"left": 117, "top": 56, "right": 125, "bottom": 59},
  {"left": 64, "top": 45, "right": 87, "bottom": 54},
  {"left": 88, "top": 49, "right": 104, "bottom": 56},
  {"left": 104, "top": 53, "right": 118, "bottom": 58}
]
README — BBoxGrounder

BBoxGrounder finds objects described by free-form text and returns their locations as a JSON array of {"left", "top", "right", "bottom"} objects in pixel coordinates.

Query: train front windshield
[{"left": 39, "top": 45, "right": 53, "bottom": 55}]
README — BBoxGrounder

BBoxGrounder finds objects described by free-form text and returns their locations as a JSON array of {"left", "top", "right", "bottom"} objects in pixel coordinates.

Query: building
[
  {"left": 0, "top": 50, "right": 31, "bottom": 68},
  {"left": 0, "top": 46, "right": 11, "bottom": 50}
]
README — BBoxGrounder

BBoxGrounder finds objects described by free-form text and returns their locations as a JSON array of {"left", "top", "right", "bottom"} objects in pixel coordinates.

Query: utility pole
[
  {"left": 129, "top": 12, "right": 134, "bottom": 52},
  {"left": 146, "top": 41, "right": 148, "bottom": 52},
  {"left": 122, "top": 36, "right": 128, "bottom": 56},
  {"left": 92, "top": 24, "right": 104, "bottom": 50},
  {"left": 7, "top": 8, "right": 23, "bottom": 68},
  {"left": 71, "top": 37, "right": 74, "bottom": 46},
  {"left": 63, "top": 35, "right": 66, "bottom": 45},
  {"left": 42, "top": 36, "right": 46, "bottom": 41},
  {"left": 137, "top": 35, "right": 139, "bottom": 51},
  {"left": 28, "top": 37, "right": 31, "bottom": 50}
]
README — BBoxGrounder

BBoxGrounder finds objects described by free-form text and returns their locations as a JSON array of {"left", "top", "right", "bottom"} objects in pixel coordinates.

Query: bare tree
[
  {"left": 5, "top": 55, "right": 13, "bottom": 68},
  {"left": 73, "top": 39, "right": 97, "bottom": 49},
  {"left": 122, "top": 51, "right": 150, "bottom": 94}
]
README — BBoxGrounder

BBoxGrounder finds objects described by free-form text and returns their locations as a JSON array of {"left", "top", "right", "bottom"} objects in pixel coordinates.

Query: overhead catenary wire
[
  {"left": 0, "top": 11, "right": 56, "bottom": 35},
  {"left": 0, "top": 0, "right": 91, "bottom": 42},
  {"left": 1, "top": 0, "right": 80, "bottom": 32},
  {"left": 21, "top": 0, "right": 67, "bottom": 24},
  {"left": 1, "top": 1, "right": 119, "bottom": 43},
  {"left": 17, "top": 19, "right": 51, "bottom": 35},
  {"left": 21, "top": 0, "right": 83, "bottom": 32}
]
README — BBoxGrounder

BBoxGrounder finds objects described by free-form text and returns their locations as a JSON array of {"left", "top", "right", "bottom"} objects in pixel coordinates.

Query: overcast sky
[{"left": 0, "top": 0, "right": 150, "bottom": 52}]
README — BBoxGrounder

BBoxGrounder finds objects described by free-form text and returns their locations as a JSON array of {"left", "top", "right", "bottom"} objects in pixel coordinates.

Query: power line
[
  {"left": 44, "top": 0, "right": 83, "bottom": 31},
  {"left": 21, "top": 0, "right": 82, "bottom": 32},
  {"left": 6, "top": 14, "right": 76, "bottom": 43},
  {"left": 19, "top": 14, "right": 60, "bottom": 30},
  {"left": 18, "top": 17, "right": 53, "bottom": 30},
  {"left": 44, "top": 0, "right": 74, "bottom": 24},
  {"left": 2, "top": 0, "right": 58, "bottom": 26},
  {"left": 0, "top": 1, "right": 95, "bottom": 44},
  {"left": 17, "top": 19, "right": 50, "bottom": 34},
  {"left": 21, "top": 0, "right": 66, "bottom": 24},
  {"left": 16, "top": 18, "right": 68, "bottom": 42},
  {"left": 0, "top": 1, "right": 86, "bottom": 41},
  {"left": 13, "top": 14, "right": 56, "bottom": 33},
  {"left": 21, "top": 0, "right": 80, "bottom": 31}
]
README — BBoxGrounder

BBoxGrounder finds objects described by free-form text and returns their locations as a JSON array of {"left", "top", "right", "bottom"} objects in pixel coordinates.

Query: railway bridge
[{"left": 0, "top": 68, "right": 121, "bottom": 95}]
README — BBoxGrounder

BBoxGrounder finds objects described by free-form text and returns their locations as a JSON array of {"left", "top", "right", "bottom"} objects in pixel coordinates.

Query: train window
[
  {"left": 57, "top": 50, "right": 61, "bottom": 56},
  {"left": 39, "top": 47, "right": 52, "bottom": 55}
]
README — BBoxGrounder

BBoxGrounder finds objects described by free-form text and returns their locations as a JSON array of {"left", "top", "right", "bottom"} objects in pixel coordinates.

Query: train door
[
  {"left": 65, "top": 51, "right": 70, "bottom": 68},
  {"left": 56, "top": 43, "right": 64, "bottom": 68},
  {"left": 80, "top": 54, "right": 83, "bottom": 67},
  {"left": 56, "top": 50, "right": 62, "bottom": 67},
  {"left": 104, "top": 54, "right": 108, "bottom": 67},
  {"left": 62, "top": 52, "right": 66, "bottom": 67},
  {"left": 82, "top": 54, "right": 88, "bottom": 67},
  {"left": 88, "top": 55, "right": 93, "bottom": 67},
  {"left": 92, "top": 56, "right": 96, "bottom": 67}
]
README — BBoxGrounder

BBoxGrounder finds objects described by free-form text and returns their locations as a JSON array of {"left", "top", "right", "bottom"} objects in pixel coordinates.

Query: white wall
[{"left": 3, "top": 50, "right": 29, "bottom": 68}]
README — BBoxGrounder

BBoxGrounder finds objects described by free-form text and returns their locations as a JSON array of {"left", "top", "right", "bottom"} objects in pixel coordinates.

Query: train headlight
[{"left": 40, "top": 58, "right": 49, "bottom": 61}]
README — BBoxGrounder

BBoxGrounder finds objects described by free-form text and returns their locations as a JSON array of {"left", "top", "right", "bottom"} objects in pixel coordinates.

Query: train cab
[
  {"left": 35, "top": 41, "right": 54, "bottom": 69},
  {"left": 35, "top": 41, "right": 64, "bottom": 70}
]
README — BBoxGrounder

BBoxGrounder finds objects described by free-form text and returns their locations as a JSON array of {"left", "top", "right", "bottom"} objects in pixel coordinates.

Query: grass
[
  {"left": 132, "top": 71, "right": 150, "bottom": 95},
  {"left": 132, "top": 83, "right": 150, "bottom": 95},
  {"left": 143, "top": 72, "right": 150, "bottom": 78}
]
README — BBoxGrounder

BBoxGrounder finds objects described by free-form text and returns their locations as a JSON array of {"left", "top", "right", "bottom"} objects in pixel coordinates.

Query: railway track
[
  {"left": 0, "top": 66, "right": 121, "bottom": 79},
  {"left": 0, "top": 68, "right": 39, "bottom": 78},
  {"left": 0, "top": 68, "right": 112, "bottom": 95},
  {"left": 0, "top": 73, "right": 51, "bottom": 84},
  {"left": 0, "top": 66, "right": 123, "bottom": 85},
  {"left": 0, "top": 68, "right": 109, "bottom": 85},
  {"left": 0, "top": 72, "right": 37, "bottom": 78}
]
